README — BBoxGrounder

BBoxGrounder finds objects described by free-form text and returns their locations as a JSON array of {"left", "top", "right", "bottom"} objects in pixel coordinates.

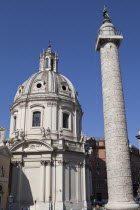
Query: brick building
[
  {"left": 87, "top": 137, "right": 140, "bottom": 203},
  {"left": 0, "top": 146, "right": 11, "bottom": 210},
  {"left": 129, "top": 145, "right": 140, "bottom": 196},
  {"left": 87, "top": 137, "right": 108, "bottom": 203}
]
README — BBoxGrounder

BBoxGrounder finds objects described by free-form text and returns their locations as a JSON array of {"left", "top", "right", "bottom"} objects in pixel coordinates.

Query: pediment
[{"left": 10, "top": 140, "right": 53, "bottom": 153}]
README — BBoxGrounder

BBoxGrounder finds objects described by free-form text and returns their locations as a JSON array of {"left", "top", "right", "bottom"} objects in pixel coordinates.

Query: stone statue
[
  {"left": 46, "top": 127, "right": 51, "bottom": 139},
  {"left": 41, "top": 127, "right": 46, "bottom": 138},
  {"left": 59, "top": 128, "right": 63, "bottom": 139},
  {"left": 81, "top": 133, "right": 87, "bottom": 142},
  {"left": 15, "top": 129, "right": 19, "bottom": 140},
  {"left": 102, "top": 5, "right": 111, "bottom": 21},
  {"left": 20, "top": 130, "right": 25, "bottom": 140}
]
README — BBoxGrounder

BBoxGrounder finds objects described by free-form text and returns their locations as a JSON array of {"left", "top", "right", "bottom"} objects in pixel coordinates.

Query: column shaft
[
  {"left": 45, "top": 162, "right": 51, "bottom": 202},
  {"left": 17, "top": 163, "right": 22, "bottom": 202},
  {"left": 100, "top": 41, "right": 137, "bottom": 209},
  {"left": 82, "top": 165, "right": 86, "bottom": 202},
  {"left": 56, "top": 161, "right": 63, "bottom": 201},
  {"left": 39, "top": 162, "right": 45, "bottom": 202}
]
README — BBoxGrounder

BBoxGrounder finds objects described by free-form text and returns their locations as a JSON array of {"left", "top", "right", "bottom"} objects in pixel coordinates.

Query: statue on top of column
[{"left": 102, "top": 5, "right": 111, "bottom": 22}]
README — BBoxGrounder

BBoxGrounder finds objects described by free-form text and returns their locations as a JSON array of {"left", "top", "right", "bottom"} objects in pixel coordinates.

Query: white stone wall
[
  {"left": 9, "top": 99, "right": 82, "bottom": 142},
  {"left": 11, "top": 150, "right": 89, "bottom": 210}
]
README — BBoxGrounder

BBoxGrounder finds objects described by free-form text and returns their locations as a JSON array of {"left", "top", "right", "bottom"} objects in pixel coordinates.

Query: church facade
[{"left": 8, "top": 45, "right": 92, "bottom": 210}]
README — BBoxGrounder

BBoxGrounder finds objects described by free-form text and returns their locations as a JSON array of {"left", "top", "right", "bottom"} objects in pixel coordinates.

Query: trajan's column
[{"left": 95, "top": 6, "right": 139, "bottom": 210}]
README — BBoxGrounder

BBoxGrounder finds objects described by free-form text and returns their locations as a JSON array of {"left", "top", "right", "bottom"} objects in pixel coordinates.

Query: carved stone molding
[
  {"left": 77, "top": 162, "right": 84, "bottom": 167},
  {"left": 40, "top": 160, "right": 46, "bottom": 166},
  {"left": 47, "top": 102, "right": 57, "bottom": 107},
  {"left": 11, "top": 109, "right": 18, "bottom": 114},
  {"left": 40, "top": 160, "right": 54, "bottom": 166},
  {"left": 57, "top": 160, "right": 69, "bottom": 165},
  {"left": 30, "top": 104, "right": 45, "bottom": 109}
]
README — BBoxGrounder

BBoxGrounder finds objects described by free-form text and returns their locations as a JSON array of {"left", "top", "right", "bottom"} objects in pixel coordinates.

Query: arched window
[
  {"left": 63, "top": 113, "right": 69, "bottom": 129},
  {"left": 13, "top": 116, "right": 17, "bottom": 131},
  {"left": 51, "top": 59, "right": 54, "bottom": 69},
  {"left": 32, "top": 111, "right": 41, "bottom": 127},
  {"left": 46, "top": 58, "right": 49, "bottom": 68}
]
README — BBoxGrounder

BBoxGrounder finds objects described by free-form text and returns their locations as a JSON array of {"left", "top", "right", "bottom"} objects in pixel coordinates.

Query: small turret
[{"left": 39, "top": 43, "right": 58, "bottom": 72}]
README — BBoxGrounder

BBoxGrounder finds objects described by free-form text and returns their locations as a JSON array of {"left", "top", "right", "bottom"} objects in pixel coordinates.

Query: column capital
[
  {"left": 77, "top": 162, "right": 84, "bottom": 167},
  {"left": 57, "top": 160, "right": 69, "bottom": 165},
  {"left": 40, "top": 160, "right": 46, "bottom": 166},
  {"left": 12, "top": 161, "right": 24, "bottom": 167}
]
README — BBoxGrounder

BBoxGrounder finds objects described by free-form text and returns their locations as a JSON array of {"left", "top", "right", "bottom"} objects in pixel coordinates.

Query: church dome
[
  {"left": 14, "top": 45, "right": 77, "bottom": 103},
  {"left": 14, "top": 71, "right": 77, "bottom": 103},
  {"left": 10, "top": 45, "right": 82, "bottom": 142}
]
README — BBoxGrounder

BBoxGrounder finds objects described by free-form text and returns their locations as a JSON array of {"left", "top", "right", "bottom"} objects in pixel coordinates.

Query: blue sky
[{"left": 0, "top": 0, "right": 140, "bottom": 147}]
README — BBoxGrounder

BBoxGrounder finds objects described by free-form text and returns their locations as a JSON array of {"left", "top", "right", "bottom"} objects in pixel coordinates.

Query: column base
[
  {"left": 64, "top": 201, "right": 88, "bottom": 210},
  {"left": 82, "top": 200, "right": 88, "bottom": 210},
  {"left": 30, "top": 202, "right": 50, "bottom": 210},
  {"left": 52, "top": 201, "right": 64, "bottom": 210},
  {"left": 86, "top": 200, "right": 92, "bottom": 210},
  {"left": 105, "top": 201, "right": 139, "bottom": 210},
  {"left": 8, "top": 203, "right": 20, "bottom": 210}
]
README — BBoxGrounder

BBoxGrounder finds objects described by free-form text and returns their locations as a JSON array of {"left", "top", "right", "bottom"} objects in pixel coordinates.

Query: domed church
[{"left": 8, "top": 45, "right": 92, "bottom": 210}]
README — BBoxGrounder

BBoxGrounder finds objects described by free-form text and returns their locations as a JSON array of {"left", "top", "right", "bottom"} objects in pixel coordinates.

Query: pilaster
[
  {"left": 45, "top": 161, "right": 52, "bottom": 202},
  {"left": 39, "top": 161, "right": 45, "bottom": 202}
]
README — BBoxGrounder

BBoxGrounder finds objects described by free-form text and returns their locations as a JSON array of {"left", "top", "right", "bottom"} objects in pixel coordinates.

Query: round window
[
  {"left": 62, "top": 85, "right": 67, "bottom": 91},
  {"left": 37, "top": 83, "right": 42, "bottom": 88}
]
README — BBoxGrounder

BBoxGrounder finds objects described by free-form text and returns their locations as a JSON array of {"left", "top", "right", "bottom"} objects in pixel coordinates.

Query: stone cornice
[{"left": 30, "top": 104, "right": 45, "bottom": 109}]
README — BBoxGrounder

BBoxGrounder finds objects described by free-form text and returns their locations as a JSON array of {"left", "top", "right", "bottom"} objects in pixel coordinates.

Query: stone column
[
  {"left": 58, "top": 106, "right": 62, "bottom": 129},
  {"left": 39, "top": 161, "right": 45, "bottom": 202},
  {"left": 82, "top": 163, "right": 86, "bottom": 202},
  {"left": 55, "top": 160, "right": 63, "bottom": 209},
  {"left": 17, "top": 162, "right": 23, "bottom": 203},
  {"left": 86, "top": 166, "right": 90, "bottom": 201},
  {"left": 45, "top": 161, "right": 51, "bottom": 202},
  {"left": 96, "top": 19, "right": 138, "bottom": 209},
  {"left": 77, "top": 162, "right": 81, "bottom": 201},
  {"left": 52, "top": 103, "right": 57, "bottom": 131}
]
